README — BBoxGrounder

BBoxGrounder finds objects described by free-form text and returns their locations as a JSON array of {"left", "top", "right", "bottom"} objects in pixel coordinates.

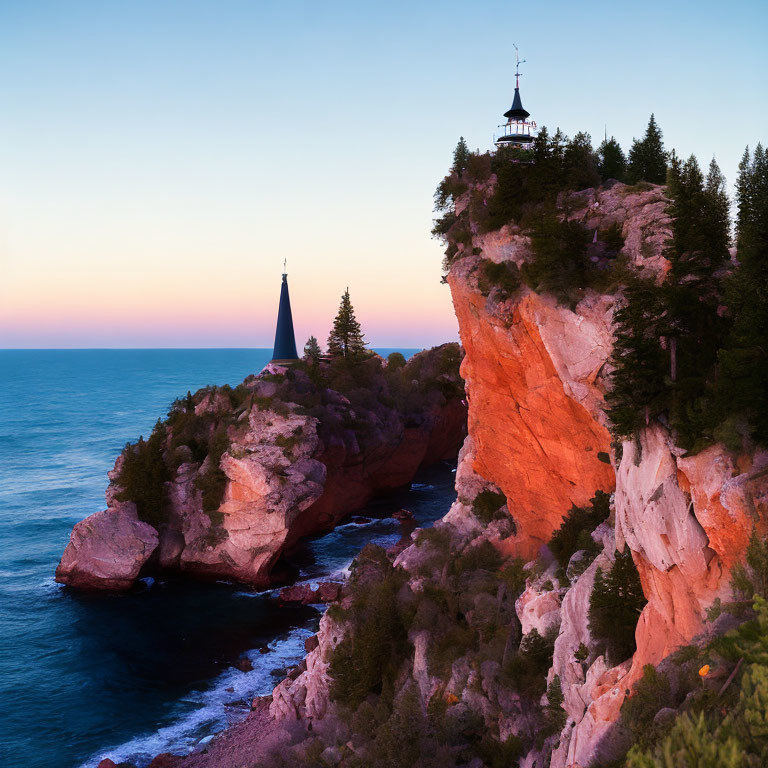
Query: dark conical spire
[
  {"left": 271, "top": 272, "right": 299, "bottom": 362},
  {"left": 504, "top": 87, "right": 529, "bottom": 120}
]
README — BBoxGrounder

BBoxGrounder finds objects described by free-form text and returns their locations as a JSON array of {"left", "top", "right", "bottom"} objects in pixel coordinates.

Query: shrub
[
  {"left": 387, "top": 351, "right": 407, "bottom": 370},
  {"left": 453, "top": 540, "right": 504, "bottom": 575},
  {"left": 626, "top": 712, "right": 744, "bottom": 768},
  {"left": 589, "top": 548, "right": 647, "bottom": 665},
  {"left": 193, "top": 424, "right": 229, "bottom": 520},
  {"left": 477, "top": 260, "right": 522, "bottom": 300},
  {"left": 115, "top": 420, "right": 170, "bottom": 526},
  {"left": 548, "top": 490, "right": 611, "bottom": 573},
  {"left": 544, "top": 675, "right": 567, "bottom": 735},
  {"left": 621, "top": 664, "right": 673, "bottom": 743},
  {"left": 502, "top": 627, "right": 556, "bottom": 699},
  {"left": 521, "top": 213, "right": 593, "bottom": 304},
  {"left": 472, "top": 489, "right": 508, "bottom": 525},
  {"left": 329, "top": 564, "right": 410, "bottom": 708},
  {"left": 731, "top": 531, "right": 768, "bottom": 602}
]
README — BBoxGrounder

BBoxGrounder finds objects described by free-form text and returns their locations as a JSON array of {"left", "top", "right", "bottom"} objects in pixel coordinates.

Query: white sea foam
[{"left": 80, "top": 625, "right": 315, "bottom": 768}]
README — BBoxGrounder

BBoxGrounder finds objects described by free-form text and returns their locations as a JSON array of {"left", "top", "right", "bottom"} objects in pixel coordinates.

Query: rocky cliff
[
  {"left": 56, "top": 345, "right": 467, "bottom": 591},
  {"left": 97, "top": 172, "right": 768, "bottom": 768},
  {"left": 443, "top": 179, "right": 768, "bottom": 766},
  {"left": 175, "top": 178, "right": 768, "bottom": 768}
]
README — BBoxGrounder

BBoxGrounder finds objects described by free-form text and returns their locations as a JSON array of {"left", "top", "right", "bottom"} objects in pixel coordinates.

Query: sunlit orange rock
[{"left": 448, "top": 263, "right": 615, "bottom": 559}]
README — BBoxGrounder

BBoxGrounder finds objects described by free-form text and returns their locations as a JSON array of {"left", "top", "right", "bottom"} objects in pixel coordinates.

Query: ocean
[{"left": 0, "top": 349, "right": 458, "bottom": 768}]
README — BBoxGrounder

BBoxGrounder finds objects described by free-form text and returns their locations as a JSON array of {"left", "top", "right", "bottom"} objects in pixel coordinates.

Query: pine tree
[
  {"left": 717, "top": 144, "right": 768, "bottom": 444},
  {"left": 303, "top": 335, "right": 321, "bottom": 363},
  {"left": 452, "top": 136, "right": 470, "bottom": 177},
  {"left": 606, "top": 279, "right": 671, "bottom": 437},
  {"left": 588, "top": 548, "right": 646, "bottom": 665},
  {"left": 627, "top": 114, "right": 667, "bottom": 184},
  {"left": 327, "top": 288, "right": 368, "bottom": 360},
  {"left": 598, "top": 136, "right": 627, "bottom": 182},
  {"left": 564, "top": 131, "right": 600, "bottom": 189}
]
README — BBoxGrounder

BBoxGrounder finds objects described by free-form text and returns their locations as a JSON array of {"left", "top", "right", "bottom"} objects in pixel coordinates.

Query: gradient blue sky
[{"left": 0, "top": 0, "right": 765, "bottom": 348}]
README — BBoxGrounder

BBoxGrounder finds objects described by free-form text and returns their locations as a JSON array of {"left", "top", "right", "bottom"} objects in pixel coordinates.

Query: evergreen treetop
[
  {"left": 303, "top": 335, "right": 322, "bottom": 363},
  {"left": 598, "top": 136, "right": 628, "bottom": 182},
  {"left": 627, "top": 114, "right": 668, "bottom": 184},
  {"left": 327, "top": 289, "right": 368, "bottom": 360},
  {"left": 452, "top": 137, "right": 470, "bottom": 177}
]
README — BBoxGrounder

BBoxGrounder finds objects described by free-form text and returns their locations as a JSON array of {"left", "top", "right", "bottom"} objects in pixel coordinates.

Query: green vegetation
[
  {"left": 521, "top": 213, "right": 593, "bottom": 304},
  {"left": 329, "top": 545, "right": 411, "bottom": 708},
  {"left": 115, "top": 420, "right": 169, "bottom": 526},
  {"left": 302, "top": 335, "right": 321, "bottom": 363},
  {"left": 193, "top": 424, "right": 229, "bottom": 523},
  {"left": 477, "top": 259, "right": 521, "bottom": 300},
  {"left": 588, "top": 548, "right": 647, "bottom": 665},
  {"left": 322, "top": 523, "right": 565, "bottom": 766},
  {"left": 327, "top": 288, "right": 369, "bottom": 360},
  {"left": 606, "top": 146, "right": 768, "bottom": 453},
  {"left": 627, "top": 114, "right": 668, "bottom": 184},
  {"left": 502, "top": 627, "right": 558, "bottom": 701},
  {"left": 548, "top": 490, "right": 611, "bottom": 574},
  {"left": 471, "top": 488, "right": 508, "bottom": 525},
  {"left": 598, "top": 136, "right": 628, "bottom": 182}
]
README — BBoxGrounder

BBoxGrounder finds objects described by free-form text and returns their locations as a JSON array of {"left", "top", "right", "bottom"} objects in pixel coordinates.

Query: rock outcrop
[
  {"left": 56, "top": 345, "right": 467, "bottom": 591},
  {"left": 437, "top": 179, "right": 768, "bottom": 765},
  {"left": 55, "top": 502, "right": 158, "bottom": 591}
]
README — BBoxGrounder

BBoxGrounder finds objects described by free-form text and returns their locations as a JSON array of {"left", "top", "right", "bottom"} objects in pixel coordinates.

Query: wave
[{"left": 79, "top": 624, "right": 315, "bottom": 768}]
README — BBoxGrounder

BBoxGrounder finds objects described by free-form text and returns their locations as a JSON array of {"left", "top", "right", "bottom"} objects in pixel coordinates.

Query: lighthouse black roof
[
  {"left": 504, "top": 87, "right": 529, "bottom": 120},
  {"left": 271, "top": 272, "right": 299, "bottom": 363}
]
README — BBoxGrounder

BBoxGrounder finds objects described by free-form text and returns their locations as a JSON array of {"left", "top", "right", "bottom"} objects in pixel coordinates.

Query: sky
[{"left": 0, "top": 0, "right": 765, "bottom": 349}]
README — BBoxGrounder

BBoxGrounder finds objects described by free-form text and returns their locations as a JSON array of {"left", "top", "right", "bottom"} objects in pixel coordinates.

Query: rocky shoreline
[
  {"left": 113, "top": 179, "right": 768, "bottom": 768},
  {"left": 56, "top": 345, "right": 467, "bottom": 592}
]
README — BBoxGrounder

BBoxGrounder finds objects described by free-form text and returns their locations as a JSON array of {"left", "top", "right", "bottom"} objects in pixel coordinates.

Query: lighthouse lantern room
[{"left": 495, "top": 46, "right": 537, "bottom": 149}]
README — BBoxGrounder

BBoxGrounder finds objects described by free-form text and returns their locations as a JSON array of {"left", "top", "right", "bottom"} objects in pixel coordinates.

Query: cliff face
[
  {"left": 56, "top": 346, "right": 467, "bottom": 591},
  {"left": 445, "top": 181, "right": 768, "bottom": 766}
]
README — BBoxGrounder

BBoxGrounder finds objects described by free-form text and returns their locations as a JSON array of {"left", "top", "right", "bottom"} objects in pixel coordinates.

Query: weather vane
[{"left": 513, "top": 44, "right": 526, "bottom": 88}]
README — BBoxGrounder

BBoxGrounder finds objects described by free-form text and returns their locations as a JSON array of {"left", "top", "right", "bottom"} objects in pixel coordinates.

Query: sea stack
[{"left": 271, "top": 271, "right": 299, "bottom": 363}]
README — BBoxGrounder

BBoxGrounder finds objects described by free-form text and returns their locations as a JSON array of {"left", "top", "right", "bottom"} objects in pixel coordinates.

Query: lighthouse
[
  {"left": 270, "top": 267, "right": 299, "bottom": 363},
  {"left": 495, "top": 46, "right": 537, "bottom": 149}
]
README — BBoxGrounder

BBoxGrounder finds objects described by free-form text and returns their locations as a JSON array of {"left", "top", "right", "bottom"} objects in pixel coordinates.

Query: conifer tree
[
  {"left": 564, "top": 131, "right": 600, "bottom": 189},
  {"left": 717, "top": 144, "right": 768, "bottom": 444},
  {"left": 588, "top": 549, "right": 646, "bottom": 665},
  {"left": 606, "top": 280, "right": 671, "bottom": 437},
  {"left": 303, "top": 335, "right": 321, "bottom": 363},
  {"left": 327, "top": 289, "right": 368, "bottom": 360},
  {"left": 627, "top": 114, "right": 667, "bottom": 184},
  {"left": 452, "top": 136, "right": 470, "bottom": 177},
  {"left": 598, "top": 136, "right": 627, "bottom": 182}
]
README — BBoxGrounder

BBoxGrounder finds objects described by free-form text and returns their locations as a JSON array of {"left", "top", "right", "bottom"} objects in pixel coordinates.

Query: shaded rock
[
  {"left": 148, "top": 754, "right": 184, "bottom": 768},
  {"left": 233, "top": 656, "right": 253, "bottom": 672},
  {"left": 279, "top": 582, "right": 342, "bottom": 605}
]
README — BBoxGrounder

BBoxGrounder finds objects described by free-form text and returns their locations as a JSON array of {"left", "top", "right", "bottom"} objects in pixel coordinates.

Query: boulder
[{"left": 55, "top": 502, "right": 158, "bottom": 591}]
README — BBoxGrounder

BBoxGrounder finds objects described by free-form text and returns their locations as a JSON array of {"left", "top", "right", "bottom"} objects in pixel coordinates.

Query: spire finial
[
  {"left": 513, "top": 44, "right": 526, "bottom": 89},
  {"left": 283, "top": 257, "right": 287, "bottom": 276}
]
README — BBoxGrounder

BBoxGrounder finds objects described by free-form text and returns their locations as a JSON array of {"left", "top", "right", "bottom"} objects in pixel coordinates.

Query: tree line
[
  {"left": 436, "top": 116, "right": 767, "bottom": 453},
  {"left": 608, "top": 144, "right": 767, "bottom": 452}
]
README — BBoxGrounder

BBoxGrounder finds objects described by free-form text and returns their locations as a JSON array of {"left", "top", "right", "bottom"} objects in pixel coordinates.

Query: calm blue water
[{"left": 0, "top": 349, "right": 457, "bottom": 768}]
